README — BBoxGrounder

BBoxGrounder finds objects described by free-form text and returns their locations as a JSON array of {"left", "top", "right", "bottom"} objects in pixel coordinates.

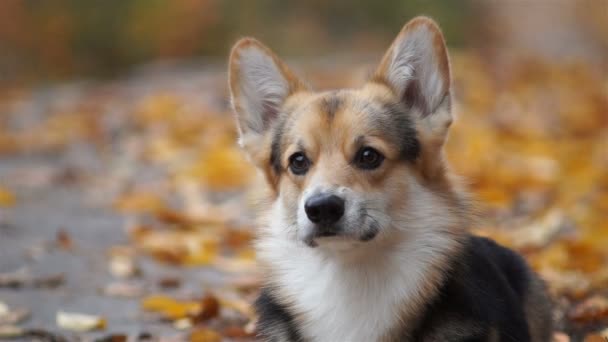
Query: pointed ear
[
  {"left": 373, "top": 17, "right": 453, "bottom": 182},
  {"left": 373, "top": 16, "right": 451, "bottom": 123},
  {"left": 228, "top": 38, "right": 307, "bottom": 153}
]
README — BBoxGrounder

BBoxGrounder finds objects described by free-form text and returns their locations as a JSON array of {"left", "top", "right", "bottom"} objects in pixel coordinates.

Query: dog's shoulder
[{"left": 409, "top": 235, "right": 552, "bottom": 342}]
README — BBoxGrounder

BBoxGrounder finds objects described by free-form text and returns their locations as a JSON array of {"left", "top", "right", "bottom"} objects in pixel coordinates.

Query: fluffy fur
[{"left": 228, "top": 16, "right": 553, "bottom": 342}]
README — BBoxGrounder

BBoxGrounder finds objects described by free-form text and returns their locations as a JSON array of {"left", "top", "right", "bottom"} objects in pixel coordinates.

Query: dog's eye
[
  {"left": 288, "top": 152, "right": 311, "bottom": 175},
  {"left": 354, "top": 147, "right": 384, "bottom": 170}
]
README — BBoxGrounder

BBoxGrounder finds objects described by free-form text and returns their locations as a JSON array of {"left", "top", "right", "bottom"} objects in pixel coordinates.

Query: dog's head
[{"left": 229, "top": 17, "right": 462, "bottom": 250}]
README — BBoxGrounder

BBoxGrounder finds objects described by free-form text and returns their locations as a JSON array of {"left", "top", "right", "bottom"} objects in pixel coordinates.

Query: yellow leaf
[
  {"left": 0, "top": 187, "right": 15, "bottom": 207},
  {"left": 113, "top": 191, "right": 164, "bottom": 213},
  {"left": 190, "top": 328, "right": 222, "bottom": 342},
  {"left": 141, "top": 295, "right": 200, "bottom": 320},
  {"left": 190, "top": 145, "right": 253, "bottom": 190}
]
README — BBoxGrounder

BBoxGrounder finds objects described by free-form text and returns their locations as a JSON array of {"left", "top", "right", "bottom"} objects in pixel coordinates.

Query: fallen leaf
[
  {"left": 511, "top": 209, "right": 568, "bottom": 250},
  {"left": 141, "top": 295, "right": 200, "bottom": 320},
  {"left": 96, "top": 334, "right": 128, "bottom": 342},
  {"left": 0, "top": 186, "right": 15, "bottom": 207},
  {"left": 114, "top": 191, "right": 165, "bottom": 213},
  {"left": 0, "top": 325, "right": 24, "bottom": 339},
  {"left": 32, "top": 273, "right": 65, "bottom": 288},
  {"left": 108, "top": 247, "right": 140, "bottom": 278},
  {"left": 584, "top": 334, "right": 606, "bottom": 342},
  {"left": 132, "top": 230, "right": 219, "bottom": 266},
  {"left": 0, "top": 269, "right": 64, "bottom": 289},
  {"left": 223, "top": 325, "right": 254, "bottom": 338},
  {"left": 190, "top": 294, "right": 220, "bottom": 323},
  {"left": 0, "top": 306, "right": 29, "bottom": 325},
  {"left": 56, "top": 311, "right": 106, "bottom": 332},
  {"left": 141, "top": 294, "right": 220, "bottom": 322},
  {"left": 219, "top": 297, "right": 255, "bottom": 319},
  {"left": 188, "top": 145, "right": 253, "bottom": 190},
  {"left": 156, "top": 209, "right": 199, "bottom": 227},
  {"left": 26, "top": 329, "right": 69, "bottom": 342},
  {"left": 102, "top": 282, "right": 144, "bottom": 298},
  {"left": 569, "top": 296, "right": 608, "bottom": 323},
  {"left": 552, "top": 332, "right": 570, "bottom": 342},
  {"left": 56, "top": 229, "right": 73, "bottom": 250},
  {"left": 158, "top": 277, "right": 181, "bottom": 289},
  {"left": 173, "top": 318, "right": 192, "bottom": 330},
  {"left": 189, "top": 328, "right": 222, "bottom": 342},
  {"left": 138, "top": 332, "right": 153, "bottom": 340}
]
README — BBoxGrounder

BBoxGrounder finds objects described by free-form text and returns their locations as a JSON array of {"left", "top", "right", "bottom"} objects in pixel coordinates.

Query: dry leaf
[
  {"left": 173, "top": 318, "right": 192, "bottom": 330},
  {"left": 141, "top": 293, "right": 220, "bottom": 323},
  {"left": 141, "top": 295, "right": 200, "bottom": 320},
  {"left": 132, "top": 230, "right": 219, "bottom": 266},
  {"left": 552, "top": 332, "right": 570, "bottom": 342},
  {"left": 0, "top": 269, "right": 64, "bottom": 289},
  {"left": 584, "top": 334, "right": 607, "bottom": 342},
  {"left": 114, "top": 191, "right": 165, "bottom": 213},
  {"left": 56, "top": 311, "right": 106, "bottom": 331},
  {"left": 0, "top": 306, "right": 30, "bottom": 325},
  {"left": 102, "top": 282, "right": 144, "bottom": 298},
  {"left": 191, "top": 294, "right": 220, "bottom": 323},
  {"left": 108, "top": 247, "right": 140, "bottom": 278},
  {"left": 511, "top": 210, "right": 567, "bottom": 249},
  {"left": 189, "top": 145, "right": 253, "bottom": 190},
  {"left": 158, "top": 277, "right": 181, "bottom": 289},
  {"left": 96, "top": 334, "right": 128, "bottom": 342},
  {"left": 189, "top": 328, "right": 222, "bottom": 342},
  {"left": 223, "top": 325, "right": 254, "bottom": 338},
  {"left": 0, "top": 186, "right": 15, "bottom": 207},
  {"left": 569, "top": 296, "right": 608, "bottom": 323},
  {"left": 219, "top": 297, "right": 255, "bottom": 319},
  {"left": 0, "top": 325, "right": 24, "bottom": 338},
  {"left": 56, "top": 229, "right": 73, "bottom": 250}
]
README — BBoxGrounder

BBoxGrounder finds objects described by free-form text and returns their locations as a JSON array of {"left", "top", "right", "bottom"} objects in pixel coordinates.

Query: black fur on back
[{"left": 409, "top": 235, "right": 550, "bottom": 341}]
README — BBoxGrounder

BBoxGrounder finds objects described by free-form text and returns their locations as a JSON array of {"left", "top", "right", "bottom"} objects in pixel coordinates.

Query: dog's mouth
[
  {"left": 303, "top": 224, "right": 379, "bottom": 248},
  {"left": 303, "top": 228, "right": 338, "bottom": 247}
]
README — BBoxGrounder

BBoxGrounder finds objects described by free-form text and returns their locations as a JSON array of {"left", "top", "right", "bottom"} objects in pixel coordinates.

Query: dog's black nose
[{"left": 305, "top": 194, "right": 345, "bottom": 225}]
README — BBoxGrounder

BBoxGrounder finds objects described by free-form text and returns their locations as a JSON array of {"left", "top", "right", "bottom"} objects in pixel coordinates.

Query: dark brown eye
[
  {"left": 355, "top": 147, "right": 384, "bottom": 170},
  {"left": 289, "top": 152, "right": 310, "bottom": 175}
]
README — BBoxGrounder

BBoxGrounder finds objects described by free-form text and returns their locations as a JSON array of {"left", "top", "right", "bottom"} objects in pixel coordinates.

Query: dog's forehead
[
  {"left": 273, "top": 88, "right": 420, "bottom": 166},
  {"left": 291, "top": 90, "right": 385, "bottom": 130}
]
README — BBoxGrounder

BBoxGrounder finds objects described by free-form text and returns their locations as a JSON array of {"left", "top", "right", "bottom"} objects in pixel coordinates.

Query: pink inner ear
[
  {"left": 402, "top": 77, "right": 430, "bottom": 117},
  {"left": 261, "top": 99, "right": 280, "bottom": 131}
]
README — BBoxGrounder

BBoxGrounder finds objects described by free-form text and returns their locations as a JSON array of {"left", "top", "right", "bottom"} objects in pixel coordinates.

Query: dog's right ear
[{"left": 228, "top": 38, "right": 307, "bottom": 161}]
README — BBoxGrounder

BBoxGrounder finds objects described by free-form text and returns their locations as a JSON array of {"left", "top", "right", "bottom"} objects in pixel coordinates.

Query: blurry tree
[{"left": 0, "top": 0, "right": 473, "bottom": 83}]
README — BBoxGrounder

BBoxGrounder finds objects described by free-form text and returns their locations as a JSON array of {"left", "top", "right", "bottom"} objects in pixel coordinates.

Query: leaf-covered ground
[{"left": 0, "top": 54, "right": 607, "bottom": 341}]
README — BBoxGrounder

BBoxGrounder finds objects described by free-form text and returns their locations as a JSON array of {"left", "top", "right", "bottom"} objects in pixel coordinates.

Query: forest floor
[{"left": 0, "top": 55, "right": 607, "bottom": 341}]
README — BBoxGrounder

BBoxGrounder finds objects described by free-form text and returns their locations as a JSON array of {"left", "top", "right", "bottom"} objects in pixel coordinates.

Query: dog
[{"left": 228, "top": 16, "right": 553, "bottom": 342}]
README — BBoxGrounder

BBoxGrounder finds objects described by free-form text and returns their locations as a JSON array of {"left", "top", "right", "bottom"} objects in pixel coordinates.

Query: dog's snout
[{"left": 305, "top": 194, "right": 345, "bottom": 225}]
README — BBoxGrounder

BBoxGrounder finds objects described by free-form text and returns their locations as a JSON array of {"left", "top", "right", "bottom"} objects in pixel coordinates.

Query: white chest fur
[{"left": 257, "top": 229, "right": 453, "bottom": 342}]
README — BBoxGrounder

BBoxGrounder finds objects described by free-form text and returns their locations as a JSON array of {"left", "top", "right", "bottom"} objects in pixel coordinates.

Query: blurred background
[
  {"left": 0, "top": 1, "right": 607, "bottom": 341},
  {"left": 1, "top": 0, "right": 606, "bottom": 83}
]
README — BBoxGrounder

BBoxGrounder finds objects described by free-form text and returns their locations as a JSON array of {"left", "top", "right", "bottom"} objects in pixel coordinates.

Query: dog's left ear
[{"left": 373, "top": 17, "right": 452, "bottom": 144}]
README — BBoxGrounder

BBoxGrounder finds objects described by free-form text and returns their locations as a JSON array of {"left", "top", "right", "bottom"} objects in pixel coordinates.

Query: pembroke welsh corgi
[{"left": 228, "top": 16, "right": 553, "bottom": 342}]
